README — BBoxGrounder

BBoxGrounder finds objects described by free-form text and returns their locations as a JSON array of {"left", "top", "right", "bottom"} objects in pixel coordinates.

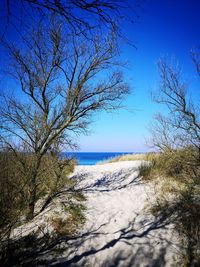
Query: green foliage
[
  {"left": 138, "top": 149, "right": 199, "bottom": 181},
  {"left": 0, "top": 150, "right": 76, "bottom": 238},
  {"left": 138, "top": 162, "right": 153, "bottom": 180},
  {"left": 66, "top": 202, "right": 86, "bottom": 223},
  {"left": 0, "top": 149, "right": 88, "bottom": 265},
  {"left": 0, "top": 151, "right": 28, "bottom": 232},
  {"left": 136, "top": 153, "right": 159, "bottom": 180},
  {"left": 52, "top": 202, "right": 86, "bottom": 236},
  {"left": 37, "top": 154, "right": 76, "bottom": 197},
  {"left": 73, "top": 191, "right": 87, "bottom": 202}
]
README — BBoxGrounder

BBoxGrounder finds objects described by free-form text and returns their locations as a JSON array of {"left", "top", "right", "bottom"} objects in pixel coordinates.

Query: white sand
[
  {"left": 11, "top": 160, "right": 180, "bottom": 266},
  {"left": 49, "top": 161, "right": 180, "bottom": 266}
]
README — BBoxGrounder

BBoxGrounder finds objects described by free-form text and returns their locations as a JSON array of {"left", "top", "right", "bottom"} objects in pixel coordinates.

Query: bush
[
  {"left": 144, "top": 148, "right": 200, "bottom": 266},
  {"left": 52, "top": 202, "right": 86, "bottom": 236},
  {"left": 0, "top": 151, "right": 28, "bottom": 232},
  {"left": 0, "top": 149, "right": 77, "bottom": 262}
]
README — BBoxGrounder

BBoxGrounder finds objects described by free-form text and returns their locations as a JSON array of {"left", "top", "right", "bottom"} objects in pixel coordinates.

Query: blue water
[{"left": 63, "top": 152, "right": 132, "bottom": 165}]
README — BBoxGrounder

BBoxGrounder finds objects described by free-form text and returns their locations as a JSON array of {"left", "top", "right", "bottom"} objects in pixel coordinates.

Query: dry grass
[
  {"left": 98, "top": 153, "right": 147, "bottom": 164},
  {"left": 139, "top": 148, "right": 200, "bottom": 266},
  {"left": 52, "top": 202, "right": 86, "bottom": 236}
]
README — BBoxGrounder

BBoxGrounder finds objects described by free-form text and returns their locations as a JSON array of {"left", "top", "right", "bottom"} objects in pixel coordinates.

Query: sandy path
[{"left": 50, "top": 161, "right": 179, "bottom": 267}]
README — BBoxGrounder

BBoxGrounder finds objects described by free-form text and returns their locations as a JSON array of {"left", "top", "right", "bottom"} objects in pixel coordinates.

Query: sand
[
  {"left": 49, "top": 160, "right": 179, "bottom": 266},
  {"left": 11, "top": 160, "right": 180, "bottom": 266}
]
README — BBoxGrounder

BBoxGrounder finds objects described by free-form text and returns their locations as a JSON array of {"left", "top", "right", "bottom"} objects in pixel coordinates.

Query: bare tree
[
  {"left": 149, "top": 51, "right": 200, "bottom": 266},
  {"left": 1, "top": 0, "right": 137, "bottom": 40},
  {"left": 150, "top": 52, "right": 200, "bottom": 154},
  {"left": 0, "top": 19, "right": 129, "bottom": 219}
]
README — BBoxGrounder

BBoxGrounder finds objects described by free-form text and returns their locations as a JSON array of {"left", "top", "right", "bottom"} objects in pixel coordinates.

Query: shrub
[
  {"left": 52, "top": 203, "right": 86, "bottom": 236},
  {"left": 144, "top": 148, "right": 200, "bottom": 266},
  {"left": 138, "top": 162, "right": 153, "bottom": 180},
  {"left": 0, "top": 149, "right": 77, "bottom": 262}
]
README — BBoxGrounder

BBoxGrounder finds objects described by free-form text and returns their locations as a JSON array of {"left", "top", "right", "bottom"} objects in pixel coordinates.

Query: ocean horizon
[{"left": 63, "top": 152, "right": 140, "bottom": 165}]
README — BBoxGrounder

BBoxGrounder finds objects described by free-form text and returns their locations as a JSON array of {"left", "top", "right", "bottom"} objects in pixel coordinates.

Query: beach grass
[
  {"left": 97, "top": 153, "right": 145, "bottom": 164},
  {"left": 97, "top": 152, "right": 158, "bottom": 164}
]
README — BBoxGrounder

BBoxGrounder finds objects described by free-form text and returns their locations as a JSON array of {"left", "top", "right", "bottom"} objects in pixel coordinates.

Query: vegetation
[
  {"left": 52, "top": 202, "right": 86, "bottom": 236},
  {"left": 0, "top": 1, "right": 199, "bottom": 266},
  {"left": 0, "top": 150, "right": 77, "bottom": 261},
  {"left": 1, "top": 17, "right": 128, "bottom": 219},
  {"left": 137, "top": 149, "right": 200, "bottom": 266},
  {"left": 139, "top": 54, "right": 200, "bottom": 266},
  {"left": 98, "top": 153, "right": 147, "bottom": 164},
  {"left": 98, "top": 52, "right": 200, "bottom": 265},
  {"left": 0, "top": 1, "right": 129, "bottom": 264}
]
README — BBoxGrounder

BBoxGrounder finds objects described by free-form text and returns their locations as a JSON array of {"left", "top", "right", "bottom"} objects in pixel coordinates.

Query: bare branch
[{"left": 150, "top": 57, "right": 200, "bottom": 151}]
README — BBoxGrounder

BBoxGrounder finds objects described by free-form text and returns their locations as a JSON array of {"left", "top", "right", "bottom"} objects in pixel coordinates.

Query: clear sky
[
  {"left": 0, "top": 0, "right": 200, "bottom": 152},
  {"left": 77, "top": 0, "right": 200, "bottom": 152}
]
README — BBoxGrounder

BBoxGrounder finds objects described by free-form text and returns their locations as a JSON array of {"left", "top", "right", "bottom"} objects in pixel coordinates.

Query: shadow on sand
[
  {"left": 1, "top": 166, "right": 179, "bottom": 267},
  {"left": 0, "top": 212, "right": 174, "bottom": 267}
]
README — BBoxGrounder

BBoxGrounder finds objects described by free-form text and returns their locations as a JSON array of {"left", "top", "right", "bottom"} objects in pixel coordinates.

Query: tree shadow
[
  {"left": 46, "top": 213, "right": 175, "bottom": 266},
  {"left": 0, "top": 211, "right": 176, "bottom": 267},
  {"left": 1, "top": 165, "right": 180, "bottom": 267},
  {"left": 71, "top": 167, "right": 142, "bottom": 193}
]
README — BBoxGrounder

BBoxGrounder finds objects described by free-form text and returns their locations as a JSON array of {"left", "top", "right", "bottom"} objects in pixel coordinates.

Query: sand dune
[
  {"left": 49, "top": 161, "right": 179, "bottom": 266},
  {"left": 10, "top": 161, "right": 180, "bottom": 266}
]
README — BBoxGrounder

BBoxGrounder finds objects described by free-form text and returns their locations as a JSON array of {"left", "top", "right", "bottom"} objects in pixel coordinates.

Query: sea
[{"left": 63, "top": 152, "right": 132, "bottom": 165}]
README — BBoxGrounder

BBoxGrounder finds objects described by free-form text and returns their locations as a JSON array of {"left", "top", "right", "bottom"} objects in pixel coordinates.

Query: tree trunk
[
  {"left": 27, "top": 156, "right": 42, "bottom": 220},
  {"left": 27, "top": 186, "right": 36, "bottom": 220}
]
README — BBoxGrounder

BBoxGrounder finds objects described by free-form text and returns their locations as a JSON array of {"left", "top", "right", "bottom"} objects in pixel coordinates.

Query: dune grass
[
  {"left": 98, "top": 153, "right": 147, "bottom": 164},
  {"left": 136, "top": 148, "right": 200, "bottom": 266},
  {"left": 98, "top": 152, "right": 159, "bottom": 165}
]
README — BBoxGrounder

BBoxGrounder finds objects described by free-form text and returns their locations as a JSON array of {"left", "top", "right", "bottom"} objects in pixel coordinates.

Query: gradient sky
[
  {"left": 77, "top": 0, "right": 200, "bottom": 152},
  {"left": 0, "top": 0, "right": 200, "bottom": 152}
]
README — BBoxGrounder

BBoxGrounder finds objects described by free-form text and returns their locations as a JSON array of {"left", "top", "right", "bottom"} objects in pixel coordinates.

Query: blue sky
[
  {"left": 0, "top": 0, "right": 200, "bottom": 152},
  {"left": 78, "top": 0, "right": 200, "bottom": 152}
]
